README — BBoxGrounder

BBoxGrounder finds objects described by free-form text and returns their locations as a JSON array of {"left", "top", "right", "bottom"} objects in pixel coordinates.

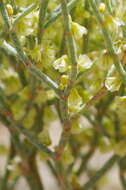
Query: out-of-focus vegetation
[{"left": 0, "top": 0, "right": 126, "bottom": 189}]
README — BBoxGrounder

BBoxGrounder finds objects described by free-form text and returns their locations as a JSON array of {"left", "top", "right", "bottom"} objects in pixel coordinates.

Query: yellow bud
[
  {"left": 98, "top": 3, "right": 106, "bottom": 13},
  {"left": 6, "top": 4, "right": 13, "bottom": 16},
  {"left": 59, "top": 75, "right": 69, "bottom": 90}
]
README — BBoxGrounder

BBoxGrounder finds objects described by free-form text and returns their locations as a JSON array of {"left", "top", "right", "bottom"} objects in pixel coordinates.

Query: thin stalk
[
  {"left": 2, "top": 42, "right": 59, "bottom": 94},
  {"left": 11, "top": 122, "right": 54, "bottom": 157},
  {"left": 57, "top": 30, "right": 66, "bottom": 57},
  {"left": 89, "top": 0, "right": 126, "bottom": 84},
  {"left": 0, "top": 92, "right": 54, "bottom": 158},
  {"left": 76, "top": 148, "right": 95, "bottom": 176},
  {"left": 0, "top": 1, "right": 60, "bottom": 96},
  {"left": 0, "top": 107, "right": 54, "bottom": 159},
  {"left": 1, "top": 40, "right": 19, "bottom": 57},
  {"left": 81, "top": 154, "right": 119, "bottom": 190},
  {"left": 55, "top": 0, "right": 78, "bottom": 158},
  {"left": 84, "top": 86, "right": 108, "bottom": 110},
  {"left": 0, "top": 1, "right": 10, "bottom": 28},
  {"left": 83, "top": 1, "right": 90, "bottom": 53},
  {"left": 21, "top": 154, "right": 44, "bottom": 190},
  {"left": 61, "top": 0, "right": 78, "bottom": 95},
  {"left": 2, "top": 41, "right": 60, "bottom": 95},
  {"left": 104, "top": 0, "right": 113, "bottom": 15},
  {"left": 13, "top": 3, "right": 37, "bottom": 25},
  {"left": 38, "top": 0, "right": 49, "bottom": 44},
  {"left": 72, "top": 86, "right": 108, "bottom": 119},
  {"left": 29, "top": 65, "right": 60, "bottom": 95},
  {"left": 47, "top": 160, "right": 58, "bottom": 178},
  {"left": 118, "top": 158, "right": 126, "bottom": 190},
  {"left": 54, "top": 160, "right": 73, "bottom": 190},
  {"left": 44, "top": 0, "right": 78, "bottom": 28},
  {"left": 55, "top": 99, "right": 71, "bottom": 158}
]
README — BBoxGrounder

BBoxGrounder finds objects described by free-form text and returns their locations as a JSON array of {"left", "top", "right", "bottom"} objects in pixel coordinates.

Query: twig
[
  {"left": 118, "top": 157, "right": 126, "bottom": 190},
  {"left": 105, "top": 0, "right": 113, "bottom": 15},
  {"left": 55, "top": 0, "right": 78, "bottom": 158},
  {"left": 81, "top": 154, "right": 119, "bottom": 190},
  {"left": 72, "top": 86, "right": 108, "bottom": 119},
  {"left": 84, "top": 86, "right": 108, "bottom": 109},
  {"left": 38, "top": 0, "right": 49, "bottom": 44},
  {"left": 61, "top": 0, "right": 78, "bottom": 95},
  {"left": 11, "top": 122, "right": 54, "bottom": 157},
  {"left": 29, "top": 65, "right": 60, "bottom": 95},
  {"left": 89, "top": 0, "right": 126, "bottom": 84},
  {"left": 0, "top": 1, "right": 60, "bottom": 96},
  {"left": 13, "top": 3, "right": 37, "bottom": 25},
  {"left": 44, "top": 0, "right": 78, "bottom": 28}
]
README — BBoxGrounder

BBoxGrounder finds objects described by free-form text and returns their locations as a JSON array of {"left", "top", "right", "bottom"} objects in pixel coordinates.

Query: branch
[
  {"left": 55, "top": 0, "right": 79, "bottom": 158},
  {"left": 38, "top": 0, "right": 49, "bottom": 44},
  {"left": 13, "top": 3, "right": 37, "bottom": 25},
  {"left": 82, "top": 154, "right": 119, "bottom": 190},
  {"left": 118, "top": 157, "right": 126, "bottom": 190},
  {"left": 55, "top": 99, "right": 71, "bottom": 158},
  {"left": 83, "top": 86, "right": 108, "bottom": 110},
  {"left": 0, "top": 96, "right": 54, "bottom": 158},
  {"left": 89, "top": 0, "right": 126, "bottom": 84},
  {"left": 71, "top": 86, "right": 108, "bottom": 119},
  {"left": 61, "top": 0, "right": 78, "bottom": 95},
  {"left": 10, "top": 121, "right": 54, "bottom": 158},
  {"left": 0, "top": 1, "right": 60, "bottom": 96},
  {"left": 28, "top": 64, "right": 60, "bottom": 95},
  {"left": 105, "top": 0, "right": 113, "bottom": 15},
  {"left": 44, "top": 0, "right": 78, "bottom": 28}
]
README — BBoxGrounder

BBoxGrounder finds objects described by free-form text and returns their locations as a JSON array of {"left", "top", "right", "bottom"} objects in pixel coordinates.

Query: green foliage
[{"left": 0, "top": 0, "right": 126, "bottom": 190}]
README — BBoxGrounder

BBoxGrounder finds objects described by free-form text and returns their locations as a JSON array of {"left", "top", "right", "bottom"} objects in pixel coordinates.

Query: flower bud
[
  {"left": 98, "top": 3, "right": 106, "bottom": 13},
  {"left": 6, "top": 4, "right": 14, "bottom": 16},
  {"left": 59, "top": 75, "right": 69, "bottom": 90}
]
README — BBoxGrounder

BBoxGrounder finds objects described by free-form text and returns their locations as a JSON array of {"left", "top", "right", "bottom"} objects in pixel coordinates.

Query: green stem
[
  {"left": 54, "top": 160, "right": 73, "bottom": 190},
  {"left": 55, "top": 0, "right": 79, "bottom": 158},
  {"left": 0, "top": 0, "right": 60, "bottom": 96},
  {"left": 76, "top": 148, "right": 95, "bottom": 176},
  {"left": 118, "top": 157, "right": 126, "bottom": 190},
  {"left": 0, "top": 1, "right": 10, "bottom": 28},
  {"left": 22, "top": 154, "right": 44, "bottom": 190},
  {"left": 82, "top": 154, "right": 119, "bottom": 190},
  {"left": 84, "top": 86, "right": 108, "bottom": 109},
  {"left": 83, "top": 1, "right": 90, "bottom": 53},
  {"left": 38, "top": 0, "right": 49, "bottom": 44},
  {"left": 72, "top": 86, "right": 108, "bottom": 119},
  {"left": 0, "top": 92, "right": 54, "bottom": 158},
  {"left": 1, "top": 40, "right": 18, "bottom": 57},
  {"left": 61, "top": 0, "right": 78, "bottom": 95},
  {"left": 29, "top": 65, "right": 60, "bottom": 95},
  {"left": 2, "top": 41, "right": 60, "bottom": 94},
  {"left": 11, "top": 122, "right": 54, "bottom": 157},
  {"left": 10, "top": 31, "right": 30, "bottom": 64},
  {"left": 44, "top": 0, "right": 78, "bottom": 28},
  {"left": 13, "top": 3, "right": 37, "bottom": 25},
  {"left": 104, "top": 0, "right": 113, "bottom": 14},
  {"left": 55, "top": 99, "right": 71, "bottom": 157},
  {"left": 89, "top": 0, "right": 126, "bottom": 84}
]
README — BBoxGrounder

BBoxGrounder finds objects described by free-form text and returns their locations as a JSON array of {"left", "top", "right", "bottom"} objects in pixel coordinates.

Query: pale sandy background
[{"left": 0, "top": 122, "right": 122, "bottom": 190}]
